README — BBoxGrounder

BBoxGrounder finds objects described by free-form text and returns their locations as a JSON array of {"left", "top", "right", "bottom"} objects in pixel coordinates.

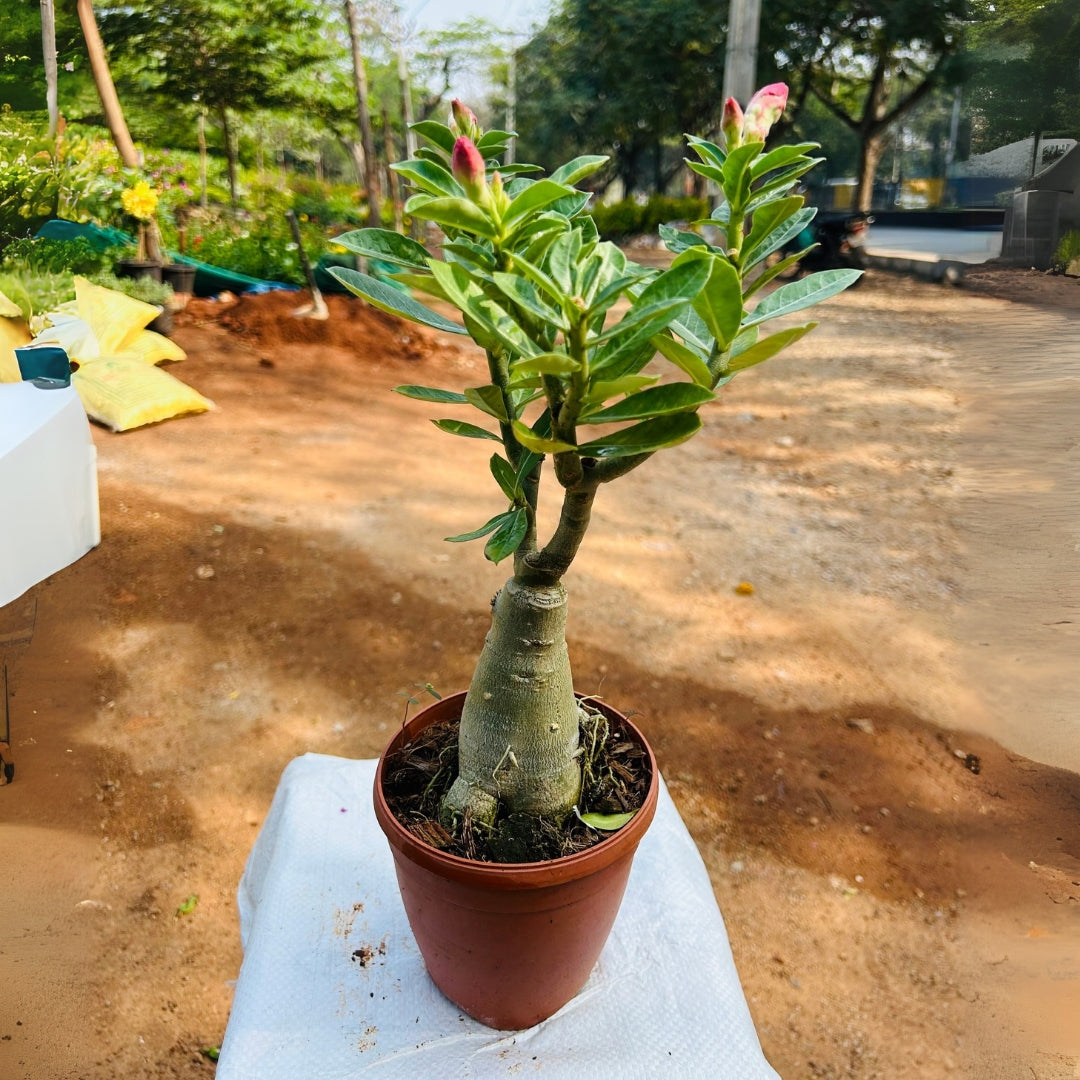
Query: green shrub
[
  {"left": 91, "top": 270, "right": 174, "bottom": 307},
  {"left": 589, "top": 195, "right": 709, "bottom": 241},
  {"left": 0, "top": 235, "right": 110, "bottom": 275},
  {"left": 0, "top": 269, "right": 76, "bottom": 319},
  {"left": 1052, "top": 229, "right": 1080, "bottom": 270}
]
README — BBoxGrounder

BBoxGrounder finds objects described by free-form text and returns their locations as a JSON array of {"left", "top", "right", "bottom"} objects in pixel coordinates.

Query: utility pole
[
  {"left": 505, "top": 44, "right": 517, "bottom": 165},
  {"left": 40, "top": 0, "right": 58, "bottom": 137},
  {"left": 722, "top": 0, "right": 762, "bottom": 105}
]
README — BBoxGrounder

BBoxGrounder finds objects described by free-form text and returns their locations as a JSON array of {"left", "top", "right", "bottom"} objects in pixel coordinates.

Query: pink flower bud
[
  {"left": 720, "top": 97, "right": 744, "bottom": 151},
  {"left": 452, "top": 136, "right": 487, "bottom": 201},
  {"left": 450, "top": 99, "right": 480, "bottom": 139},
  {"left": 741, "top": 83, "right": 788, "bottom": 143}
]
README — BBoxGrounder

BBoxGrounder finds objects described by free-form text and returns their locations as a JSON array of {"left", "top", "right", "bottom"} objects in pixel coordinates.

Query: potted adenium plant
[
  {"left": 116, "top": 178, "right": 165, "bottom": 280},
  {"left": 331, "top": 85, "right": 858, "bottom": 1029}
]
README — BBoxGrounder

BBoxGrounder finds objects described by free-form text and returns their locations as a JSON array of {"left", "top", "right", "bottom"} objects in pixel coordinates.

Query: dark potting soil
[{"left": 380, "top": 702, "right": 650, "bottom": 863}]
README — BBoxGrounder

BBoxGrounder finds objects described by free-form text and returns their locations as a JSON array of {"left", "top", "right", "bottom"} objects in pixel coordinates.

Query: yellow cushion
[
  {"left": 74, "top": 275, "right": 158, "bottom": 354},
  {"left": 73, "top": 355, "right": 212, "bottom": 432},
  {"left": 0, "top": 315, "right": 32, "bottom": 383}
]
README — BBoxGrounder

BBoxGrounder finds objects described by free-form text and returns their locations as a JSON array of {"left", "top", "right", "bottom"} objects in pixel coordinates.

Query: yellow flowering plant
[{"left": 121, "top": 180, "right": 162, "bottom": 262}]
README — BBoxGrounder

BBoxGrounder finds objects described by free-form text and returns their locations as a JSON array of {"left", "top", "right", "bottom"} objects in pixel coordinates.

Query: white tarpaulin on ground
[
  {"left": 217, "top": 753, "right": 780, "bottom": 1080},
  {"left": 0, "top": 381, "right": 100, "bottom": 607}
]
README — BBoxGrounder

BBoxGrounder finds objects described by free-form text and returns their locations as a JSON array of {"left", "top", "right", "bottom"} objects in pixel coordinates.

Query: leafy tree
[
  {"left": 515, "top": 0, "right": 728, "bottom": 195},
  {"left": 93, "top": 0, "right": 336, "bottom": 204},
  {"left": 764, "top": 0, "right": 968, "bottom": 210},
  {"left": 0, "top": 0, "right": 88, "bottom": 114},
  {"left": 965, "top": 0, "right": 1080, "bottom": 151}
]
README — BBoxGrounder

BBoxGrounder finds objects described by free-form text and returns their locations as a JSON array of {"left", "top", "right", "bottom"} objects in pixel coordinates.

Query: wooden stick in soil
[{"left": 285, "top": 210, "right": 329, "bottom": 320}]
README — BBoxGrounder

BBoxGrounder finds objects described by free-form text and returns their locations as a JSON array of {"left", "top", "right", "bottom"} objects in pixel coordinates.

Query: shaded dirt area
[{"left": 2, "top": 266, "right": 1079, "bottom": 1079}]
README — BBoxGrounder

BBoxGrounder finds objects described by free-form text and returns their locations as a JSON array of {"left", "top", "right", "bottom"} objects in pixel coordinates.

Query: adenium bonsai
[{"left": 332, "top": 84, "right": 858, "bottom": 840}]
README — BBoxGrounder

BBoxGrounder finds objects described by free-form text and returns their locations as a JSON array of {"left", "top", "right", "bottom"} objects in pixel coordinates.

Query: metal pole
[{"left": 722, "top": 0, "right": 762, "bottom": 105}]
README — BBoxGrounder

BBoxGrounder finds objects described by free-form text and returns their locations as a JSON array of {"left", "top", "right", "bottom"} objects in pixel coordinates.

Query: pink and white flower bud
[
  {"left": 450, "top": 99, "right": 480, "bottom": 139},
  {"left": 720, "top": 97, "right": 744, "bottom": 151},
  {"left": 741, "top": 83, "right": 788, "bottom": 143},
  {"left": 452, "top": 136, "right": 488, "bottom": 202}
]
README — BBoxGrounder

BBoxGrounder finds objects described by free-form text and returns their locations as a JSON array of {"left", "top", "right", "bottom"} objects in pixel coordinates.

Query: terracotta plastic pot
[{"left": 372, "top": 691, "right": 658, "bottom": 1030}]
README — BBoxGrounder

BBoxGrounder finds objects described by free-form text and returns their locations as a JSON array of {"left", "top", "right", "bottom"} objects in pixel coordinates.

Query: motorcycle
[{"left": 778, "top": 210, "right": 873, "bottom": 279}]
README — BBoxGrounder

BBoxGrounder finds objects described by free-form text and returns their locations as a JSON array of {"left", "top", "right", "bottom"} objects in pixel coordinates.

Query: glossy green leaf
[
  {"left": 651, "top": 333, "right": 713, "bottom": 388},
  {"left": 476, "top": 129, "right": 514, "bottom": 150},
  {"left": 724, "top": 322, "right": 817, "bottom": 373},
  {"left": 745, "top": 160, "right": 824, "bottom": 212},
  {"left": 750, "top": 142, "right": 819, "bottom": 179},
  {"left": 511, "top": 351, "right": 580, "bottom": 376},
  {"left": 674, "top": 249, "right": 742, "bottom": 351},
  {"left": 496, "top": 163, "right": 544, "bottom": 178},
  {"left": 330, "top": 268, "right": 466, "bottom": 335},
  {"left": 742, "top": 247, "right": 814, "bottom": 299},
  {"left": 491, "top": 272, "right": 567, "bottom": 329},
  {"left": 581, "top": 383, "right": 714, "bottom": 423},
  {"left": 410, "top": 120, "right": 456, "bottom": 155},
  {"left": 659, "top": 223, "right": 707, "bottom": 255},
  {"left": 389, "top": 159, "right": 464, "bottom": 199},
  {"left": 546, "top": 230, "right": 583, "bottom": 293},
  {"left": 545, "top": 190, "right": 592, "bottom": 220},
  {"left": 743, "top": 268, "right": 862, "bottom": 328},
  {"left": 506, "top": 250, "right": 568, "bottom": 305},
  {"left": 511, "top": 420, "right": 577, "bottom": 454},
  {"left": 577, "top": 412, "right": 702, "bottom": 458},
  {"left": 432, "top": 419, "right": 502, "bottom": 441},
  {"left": 387, "top": 271, "right": 448, "bottom": 301},
  {"left": 741, "top": 207, "right": 817, "bottom": 271},
  {"left": 585, "top": 374, "right": 658, "bottom": 402},
  {"left": 686, "top": 134, "right": 727, "bottom": 169},
  {"left": 333, "top": 228, "right": 431, "bottom": 269},
  {"left": 446, "top": 514, "right": 505, "bottom": 543},
  {"left": 720, "top": 142, "right": 763, "bottom": 206},
  {"left": 489, "top": 454, "right": 522, "bottom": 501},
  {"left": 484, "top": 507, "right": 528, "bottom": 564},
  {"left": 411, "top": 197, "right": 498, "bottom": 239},
  {"left": 465, "top": 384, "right": 509, "bottom": 422},
  {"left": 395, "top": 385, "right": 468, "bottom": 404},
  {"left": 576, "top": 808, "right": 637, "bottom": 831},
  {"left": 549, "top": 155, "right": 609, "bottom": 186},
  {"left": 503, "top": 179, "right": 577, "bottom": 232},
  {"left": 686, "top": 159, "right": 725, "bottom": 186}
]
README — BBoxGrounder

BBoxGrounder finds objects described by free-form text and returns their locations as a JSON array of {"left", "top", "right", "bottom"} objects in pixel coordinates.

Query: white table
[
  {"left": 1, "top": 382, "right": 100, "bottom": 608},
  {"left": 218, "top": 754, "right": 780, "bottom": 1079}
]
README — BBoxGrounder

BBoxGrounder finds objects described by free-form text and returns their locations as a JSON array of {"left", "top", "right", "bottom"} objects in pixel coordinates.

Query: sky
[{"left": 406, "top": 0, "right": 553, "bottom": 37}]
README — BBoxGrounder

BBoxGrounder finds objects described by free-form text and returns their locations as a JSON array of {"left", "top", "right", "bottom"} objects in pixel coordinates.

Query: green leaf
[
  {"left": 651, "top": 333, "right": 713, "bottom": 388},
  {"left": 686, "top": 134, "right": 726, "bottom": 169},
  {"left": 176, "top": 894, "right": 199, "bottom": 916},
  {"left": 465, "top": 384, "right": 509, "bottom": 422},
  {"left": 511, "top": 351, "right": 580, "bottom": 376},
  {"left": 741, "top": 207, "right": 817, "bottom": 272},
  {"left": 576, "top": 808, "right": 637, "bottom": 831},
  {"left": 506, "top": 250, "right": 569, "bottom": 306},
  {"left": 742, "top": 247, "right": 814, "bottom": 299},
  {"left": 511, "top": 419, "right": 577, "bottom": 454},
  {"left": 549, "top": 155, "right": 609, "bottom": 186},
  {"left": 503, "top": 179, "right": 576, "bottom": 233},
  {"left": 743, "top": 268, "right": 862, "bottom": 328},
  {"left": 659, "top": 223, "right": 707, "bottom": 255},
  {"left": 387, "top": 271, "right": 449, "bottom": 301},
  {"left": 395, "top": 385, "right": 468, "bottom": 404},
  {"left": 581, "top": 383, "right": 714, "bottom": 423},
  {"left": 745, "top": 160, "right": 825, "bottom": 212},
  {"left": 389, "top": 158, "right": 464, "bottom": 199},
  {"left": 686, "top": 159, "right": 725, "bottom": 186},
  {"left": 491, "top": 272, "right": 567, "bottom": 329},
  {"left": 446, "top": 514, "right": 505, "bottom": 543},
  {"left": 584, "top": 374, "right": 658, "bottom": 402},
  {"left": 411, "top": 197, "right": 498, "bottom": 239},
  {"left": 333, "top": 228, "right": 430, "bottom": 269},
  {"left": 330, "top": 268, "right": 467, "bottom": 335},
  {"left": 750, "top": 142, "right": 820, "bottom": 179},
  {"left": 546, "top": 230, "right": 583, "bottom": 293},
  {"left": 724, "top": 322, "right": 817, "bottom": 374},
  {"left": 410, "top": 120, "right": 456, "bottom": 155},
  {"left": 489, "top": 454, "right": 522, "bottom": 501},
  {"left": 484, "top": 507, "right": 528, "bottom": 564},
  {"left": 476, "top": 129, "right": 514, "bottom": 150},
  {"left": 672, "top": 249, "right": 743, "bottom": 351},
  {"left": 721, "top": 142, "right": 763, "bottom": 207},
  {"left": 577, "top": 412, "right": 702, "bottom": 458},
  {"left": 496, "top": 162, "right": 544, "bottom": 177},
  {"left": 431, "top": 419, "right": 502, "bottom": 441}
]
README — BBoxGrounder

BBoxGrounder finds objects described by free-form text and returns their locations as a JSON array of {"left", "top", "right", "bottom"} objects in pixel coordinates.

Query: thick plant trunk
[
  {"left": 76, "top": 0, "right": 138, "bottom": 168},
  {"left": 855, "top": 133, "right": 885, "bottom": 213},
  {"left": 441, "top": 577, "right": 582, "bottom": 827},
  {"left": 344, "top": 0, "right": 382, "bottom": 228}
]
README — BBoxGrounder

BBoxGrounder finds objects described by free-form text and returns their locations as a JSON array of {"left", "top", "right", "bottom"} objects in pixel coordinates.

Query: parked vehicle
[{"left": 781, "top": 210, "right": 873, "bottom": 278}]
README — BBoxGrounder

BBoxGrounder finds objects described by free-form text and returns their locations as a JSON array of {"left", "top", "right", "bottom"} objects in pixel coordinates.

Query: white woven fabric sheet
[
  {"left": 1, "top": 382, "right": 100, "bottom": 607},
  {"left": 218, "top": 753, "right": 779, "bottom": 1079}
]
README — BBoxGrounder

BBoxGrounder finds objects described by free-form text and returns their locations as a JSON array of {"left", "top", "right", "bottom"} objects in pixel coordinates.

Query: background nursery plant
[{"left": 333, "top": 87, "right": 859, "bottom": 851}]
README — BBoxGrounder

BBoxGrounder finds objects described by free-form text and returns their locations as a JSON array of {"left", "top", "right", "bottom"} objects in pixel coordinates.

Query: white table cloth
[
  {"left": 1, "top": 382, "right": 100, "bottom": 607},
  {"left": 218, "top": 753, "right": 779, "bottom": 1079}
]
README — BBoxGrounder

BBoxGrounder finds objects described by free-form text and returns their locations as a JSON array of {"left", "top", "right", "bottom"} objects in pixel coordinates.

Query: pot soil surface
[{"left": 2, "top": 262, "right": 1079, "bottom": 1080}]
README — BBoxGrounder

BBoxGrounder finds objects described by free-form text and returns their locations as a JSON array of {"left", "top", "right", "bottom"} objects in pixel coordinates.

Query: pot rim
[{"left": 372, "top": 690, "right": 659, "bottom": 889}]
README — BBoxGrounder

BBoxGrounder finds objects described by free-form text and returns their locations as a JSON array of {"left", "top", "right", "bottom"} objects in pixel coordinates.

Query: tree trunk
[
  {"left": 197, "top": 110, "right": 208, "bottom": 209},
  {"left": 855, "top": 131, "right": 885, "bottom": 212},
  {"left": 344, "top": 0, "right": 382, "bottom": 228},
  {"left": 441, "top": 577, "right": 582, "bottom": 827},
  {"left": 383, "top": 106, "right": 404, "bottom": 232},
  {"left": 75, "top": 0, "right": 137, "bottom": 167},
  {"left": 219, "top": 105, "right": 238, "bottom": 208},
  {"left": 41, "top": 0, "right": 58, "bottom": 137}
]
